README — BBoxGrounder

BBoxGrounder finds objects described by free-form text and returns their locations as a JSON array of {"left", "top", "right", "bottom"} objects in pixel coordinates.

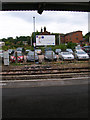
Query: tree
[
  {"left": 66, "top": 42, "right": 77, "bottom": 50},
  {"left": 84, "top": 32, "right": 90, "bottom": 42}
]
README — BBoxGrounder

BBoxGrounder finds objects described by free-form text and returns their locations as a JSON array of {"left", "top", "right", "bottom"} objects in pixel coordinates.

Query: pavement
[{"left": 0, "top": 77, "right": 89, "bottom": 88}]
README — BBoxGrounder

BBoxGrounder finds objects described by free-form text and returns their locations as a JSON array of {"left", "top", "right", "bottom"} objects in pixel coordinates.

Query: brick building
[{"left": 64, "top": 31, "right": 83, "bottom": 44}]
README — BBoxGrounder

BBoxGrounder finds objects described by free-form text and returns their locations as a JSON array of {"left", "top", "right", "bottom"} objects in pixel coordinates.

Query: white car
[
  {"left": 58, "top": 52, "right": 74, "bottom": 60},
  {"left": 55, "top": 49, "right": 61, "bottom": 54},
  {"left": 74, "top": 50, "right": 89, "bottom": 60},
  {"left": 66, "top": 49, "right": 73, "bottom": 54}
]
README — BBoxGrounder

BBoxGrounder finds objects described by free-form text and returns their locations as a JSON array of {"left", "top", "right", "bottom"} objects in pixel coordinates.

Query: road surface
[{"left": 2, "top": 84, "right": 88, "bottom": 119}]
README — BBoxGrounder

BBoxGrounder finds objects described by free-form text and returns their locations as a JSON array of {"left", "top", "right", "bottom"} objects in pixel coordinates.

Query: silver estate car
[
  {"left": 58, "top": 52, "right": 74, "bottom": 61},
  {"left": 26, "top": 51, "right": 39, "bottom": 62}
]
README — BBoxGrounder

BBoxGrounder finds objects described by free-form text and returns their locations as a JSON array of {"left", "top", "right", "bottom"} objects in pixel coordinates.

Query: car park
[
  {"left": 26, "top": 51, "right": 39, "bottom": 62},
  {"left": 44, "top": 50, "right": 57, "bottom": 61},
  {"left": 74, "top": 50, "right": 89, "bottom": 60},
  {"left": 55, "top": 49, "right": 61, "bottom": 54},
  {"left": 35, "top": 49, "right": 42, "bottom": 55},
  {"left": 17, "top": 52, "right": 24, "bottom": 62},
  {"left": 58, "top": 51, "right": 74, "bottom": 61}
]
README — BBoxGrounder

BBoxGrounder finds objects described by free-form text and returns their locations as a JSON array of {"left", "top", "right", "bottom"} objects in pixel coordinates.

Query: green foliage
[
  {"left": 84, "top": 32, "right": 90, "bottom": 42},
  {"left": 2, "top": 46, "right": 9, "bottom": 50},
  {"left": 66, "top": 42, "right": 77, "bottom": 50},
  {"left": 59, "top": 44, "right": 67, "bottom": 51}
]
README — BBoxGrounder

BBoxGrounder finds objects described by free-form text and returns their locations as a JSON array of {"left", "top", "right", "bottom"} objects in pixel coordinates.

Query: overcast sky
[{"left": 0, "top": 11, "right": 88, "bottom": 39}]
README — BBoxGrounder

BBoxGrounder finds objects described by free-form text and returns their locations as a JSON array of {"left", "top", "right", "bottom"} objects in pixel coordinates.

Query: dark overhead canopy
[{"left": 1, "top": 2, "right": 90, "bottom": 14}]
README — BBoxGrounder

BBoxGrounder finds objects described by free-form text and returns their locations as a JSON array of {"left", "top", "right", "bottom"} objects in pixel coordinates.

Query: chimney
[
  {"left": 41, "top": 27, "right": 43, "bottom": 33},
  {"left": 44, "top": 27, "right": 46, "bottom": 32}
]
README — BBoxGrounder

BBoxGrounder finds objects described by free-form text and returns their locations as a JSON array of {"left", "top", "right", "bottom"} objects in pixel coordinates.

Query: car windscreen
[
  {"left": 28, "top": 52, "right": 37, "bottom": 56},
  {"left": 77, "top": 51, "right": 86, "bottom": 54},
  {"left": 17, "top": 53, "right": 22, "bottom": 56},
  {"left": 45, "top": 51, "right": 55, "bottom": 55}
]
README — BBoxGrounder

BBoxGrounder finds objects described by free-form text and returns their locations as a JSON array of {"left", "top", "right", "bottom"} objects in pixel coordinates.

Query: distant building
[{"left": 64, "top": 31, "right": 83, "bottom": 44}]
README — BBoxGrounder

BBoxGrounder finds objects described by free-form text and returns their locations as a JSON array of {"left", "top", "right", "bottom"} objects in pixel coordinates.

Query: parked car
[
  {"left": 58, "top": 51, "right": 74, "bottom": 61},
  {"left": 17, "top": 52, "right": 24, "bottom": 62},
  {"left": 26, "top": 49, "right": 32, "bottom": 53},
  {"left": 44, "top": 50, "right": 57, "bottom": 61},
  {"left": 82, "top": 46, "right": 90, "bottom": 57},
  {"left": 8, "top": 49, "right": 14, "bottom": 55},
  {"left": 16, "top": 47, "right": 25, "bottom": 53},
  {"left": 74, "top": 50, "right": 89, "bottom": 60},
  {"left": 66, "top": 49, "right": 73, "bottom": 54},
  {"left": 35, "top": 49, "right": 42, "bottom": 55},
  {"left": 10, "top": 52, "right": 16, "bottom": 63},
  {"left": 55, "top": 49, "right": 61, "bottom": 54},
  {"left": 44, "top": 47, "right": 52, "bottom": 52},
  {"left": 26, "top": 51, "right": 39, "bottom": 62},
  {"left": 75, "top": 45, "right": 82, "bottom": 51}
]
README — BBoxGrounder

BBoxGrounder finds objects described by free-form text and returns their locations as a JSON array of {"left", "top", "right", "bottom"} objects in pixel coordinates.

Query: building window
[
  {"left": 76, "top": 34, "right": 78, "bottom": 36},
  {"left": 76, "top": 37, "right": 78, "bottom": 40}
]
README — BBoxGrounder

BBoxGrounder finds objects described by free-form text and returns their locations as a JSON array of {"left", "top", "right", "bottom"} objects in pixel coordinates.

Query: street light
[{"left": 33, "top": 16, "right": 35, "bottom": 63}]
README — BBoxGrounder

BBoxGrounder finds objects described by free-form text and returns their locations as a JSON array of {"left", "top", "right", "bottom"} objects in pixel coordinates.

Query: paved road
[{"left": 2, "top": 84, "right": 88, "bottom": 119}]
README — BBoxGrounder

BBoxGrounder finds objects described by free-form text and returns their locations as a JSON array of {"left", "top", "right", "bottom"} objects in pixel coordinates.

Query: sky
[{"left": 0, "top": 10, "right": 88, "bottom": 39}]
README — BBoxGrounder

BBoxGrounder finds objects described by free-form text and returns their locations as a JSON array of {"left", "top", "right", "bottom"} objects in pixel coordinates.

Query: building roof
[{"left": 64, "top": 31, "right": 82, "bottom": 36}]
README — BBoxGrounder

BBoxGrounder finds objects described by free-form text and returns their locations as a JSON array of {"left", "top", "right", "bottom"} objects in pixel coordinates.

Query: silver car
[
  {"left": 26, "top": 51, "right": 39, "bottom": 62},
  {"left": 74, "top": 50, "right": 89, "bottom": 60},
  {"left": 44, "top": 51, "right": 57, "bottom": 61},
  {"left": 55, "top": 49, "right": 61, "bottom": 54},
  {"left": 58, "top": 52, "right": 74, "bottom": 61}
]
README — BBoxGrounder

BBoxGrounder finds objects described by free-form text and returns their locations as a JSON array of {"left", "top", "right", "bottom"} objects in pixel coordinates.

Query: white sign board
[{"left": 36, "top": 35, "right": 55, "bottom": 46}]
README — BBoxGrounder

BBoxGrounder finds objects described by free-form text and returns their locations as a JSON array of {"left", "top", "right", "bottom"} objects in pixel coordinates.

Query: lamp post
[{"left": 33, "top": 17, "right": 35, "bottom": 63}]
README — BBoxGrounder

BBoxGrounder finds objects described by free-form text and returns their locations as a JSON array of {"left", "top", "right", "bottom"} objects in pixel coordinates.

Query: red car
[
  {"left": 10, "top": 53, "right": 16, "bottom": 63},
  {"left": 17, "top": 52, "right": 24, "bottom": 62}
]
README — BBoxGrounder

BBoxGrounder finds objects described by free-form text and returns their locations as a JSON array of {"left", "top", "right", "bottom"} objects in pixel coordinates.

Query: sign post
[{"left": 33, "top": 16, "right": 35, "bottom": 63}]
